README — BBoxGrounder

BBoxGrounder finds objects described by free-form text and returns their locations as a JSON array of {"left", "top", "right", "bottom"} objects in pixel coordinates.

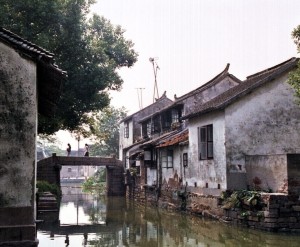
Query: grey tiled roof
[
  {"left": 138, "top": 64, "right": 241, "bottom": 124},
  {"left": 182, "top": 57, "right": 299, "bottom": 120},
  {"left": 174, "top": 63, "right": 241, "bottom": 102}
]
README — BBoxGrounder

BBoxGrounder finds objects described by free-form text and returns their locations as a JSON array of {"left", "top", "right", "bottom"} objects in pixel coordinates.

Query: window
[
  {"left": 198, "top": 124, "right": 213, "bottom": 160},
  {"left": 171, "top": 109, "right": 179, "bottom": 123},
  {"left": 153, "top": 116, "right": 161, "bottom": 133},
  {"left": 183, "top": 153, "right": 188, "bottom": 167},
  {"left": 161, "top": 149, "right": 173, "bottom": 168},
  {"left": 124, "top": 122, "right": 129, "bottom": 138},
  {"left": 162, "top": 111, "right": 172, "bottom": 130},
  {"left": 147, "top": 121, "right": 152, "bottom": 137}
]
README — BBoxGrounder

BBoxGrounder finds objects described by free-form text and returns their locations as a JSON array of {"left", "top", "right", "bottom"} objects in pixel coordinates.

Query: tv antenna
[
  {"left": 135, "top": 87, "right": 145, "bottom": 110},
  {"left": 149, "top": 57, "right": 160, "bottom": 102}
]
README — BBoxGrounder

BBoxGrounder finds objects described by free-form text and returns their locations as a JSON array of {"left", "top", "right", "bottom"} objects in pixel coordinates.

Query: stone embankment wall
[
  {"left": 224, "top": 193, "right": 300, "bottom": 232},
  {"left": 126, "top": 176, "right": 300, "bottom": 232}
]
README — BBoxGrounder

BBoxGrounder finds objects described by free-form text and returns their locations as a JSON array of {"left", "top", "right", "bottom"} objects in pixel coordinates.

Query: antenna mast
[
  {"left": 135, "top": 87, "right": 145, "bottom": 110},
  {"left": 149, "top": 57, "right": 160, "bottom": 102}
]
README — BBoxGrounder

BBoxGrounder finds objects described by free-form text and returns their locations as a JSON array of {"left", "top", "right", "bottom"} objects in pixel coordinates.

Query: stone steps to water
[{"left": 37, "top": 192, "right": 58, "bottom": 212}]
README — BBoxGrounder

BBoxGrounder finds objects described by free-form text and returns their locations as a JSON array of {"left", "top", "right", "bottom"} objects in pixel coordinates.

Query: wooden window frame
[
  {"left": 198, "top": 124, "right": 213, "bottom": 160},
  {"left": 161, "top": 149, "right": 173, "bottom": 168}
]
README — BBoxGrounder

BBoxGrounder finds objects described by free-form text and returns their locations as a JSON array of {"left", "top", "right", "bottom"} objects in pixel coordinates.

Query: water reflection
[{"left": 37, "top": 183, "right": 300, "bottom": 246}]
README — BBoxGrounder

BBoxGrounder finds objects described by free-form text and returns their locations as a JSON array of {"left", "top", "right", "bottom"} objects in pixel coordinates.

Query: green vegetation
[
  {"left": 89, "top": 106, "right": 127, "bottom": 157},
  {"left": 221, "top": 190, "right": 265, "bottom": 211},
  {"left": 36, "top": 180, "right": 62, "bottom": 199},
  {"left": 0, "top": 0, "right": 137, "bottom": 134},
  {"left": 82, "top": 169, "right": 106, "bottom": 194},
  {"left": 289, "top": 25, "right": 300, "bottom": 101}
]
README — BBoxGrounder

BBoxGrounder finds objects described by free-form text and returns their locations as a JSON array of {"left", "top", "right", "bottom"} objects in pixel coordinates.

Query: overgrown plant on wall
[
  {"left": 221, "top": 190, "right": 265, "bottom": 211},
  {"left": 289, "top": 24, "right": 300, "bottom": 101}
]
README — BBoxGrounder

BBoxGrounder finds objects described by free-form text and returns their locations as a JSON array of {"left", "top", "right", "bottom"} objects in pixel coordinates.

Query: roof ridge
[
  {"left": 175, "top": 63, "right": 238, "bottom": 102},
  {"left": 120, "top": 92, "right": 173, "bottom": 122},
  {"left": 182, "top": 57, "right": 299, "bottom": 120},
  {"left": 246, "top": 57, "right": 297, "bottom": 80}
]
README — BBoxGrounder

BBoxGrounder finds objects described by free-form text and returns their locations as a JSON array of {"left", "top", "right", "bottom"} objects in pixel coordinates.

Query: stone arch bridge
[{"left": 37, "top": 154, "right": 125, "bottom": 196}]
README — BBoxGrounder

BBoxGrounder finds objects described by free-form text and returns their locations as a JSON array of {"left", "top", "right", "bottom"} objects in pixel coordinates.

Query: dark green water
[{"left": 37, "top": 183, "right": 300, "bottom": 246}]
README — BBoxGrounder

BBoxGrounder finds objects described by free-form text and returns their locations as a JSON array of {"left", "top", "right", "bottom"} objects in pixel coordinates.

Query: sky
[
  {"left": 57, "top": 0, "right": 300, "bottom": 150},
  {"left": 90, "top": 0, "right": 300, "bottom": 114}
]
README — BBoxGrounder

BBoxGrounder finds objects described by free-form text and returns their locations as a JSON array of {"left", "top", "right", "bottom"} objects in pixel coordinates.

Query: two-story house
[
  {"left": 182, "top": 57, "right": 300, "bottom": 195},
  {"left": 119, "top": 92, "right": 173, "bottom": 171},
  {"left": 135, "top": 64, "right": 241, "bottom": 200}
]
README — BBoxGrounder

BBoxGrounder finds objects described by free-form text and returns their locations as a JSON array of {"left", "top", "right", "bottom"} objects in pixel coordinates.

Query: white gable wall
[
  {"left": 225, "top": 74, "right": 300, "bottom": 191},
  {"left": 119, "top": 120, "right": 133, "bottom": 160}
]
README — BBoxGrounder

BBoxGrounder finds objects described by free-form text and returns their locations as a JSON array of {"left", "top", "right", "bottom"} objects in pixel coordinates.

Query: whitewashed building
[{"left": 183, "top": 57, "right": 300, "bottom": 195}]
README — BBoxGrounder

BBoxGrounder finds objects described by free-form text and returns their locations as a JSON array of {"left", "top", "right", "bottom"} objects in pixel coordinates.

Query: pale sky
[
  {"left": 91, "top": 0, "right": 300, "bottom": 114},
  {"left": 56, "top": 0, "right": 300, "bottom": 149}
]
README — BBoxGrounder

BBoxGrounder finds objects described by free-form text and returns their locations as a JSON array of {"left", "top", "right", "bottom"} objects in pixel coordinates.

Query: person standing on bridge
[
  {"left": 84, "top": 143, "right": 89, "bottom": 157},
  {"left": 67, "top": 143, "right": 71, "bottom": 156}
]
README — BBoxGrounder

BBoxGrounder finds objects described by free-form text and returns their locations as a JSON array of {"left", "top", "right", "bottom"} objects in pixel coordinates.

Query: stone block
[
  {"left": 264, "top": 217, "right": 278, "bottom": 223},
  {"left": 289, "top": 217, "right": 297, "bottom": 223},
  {"left": 264, "top": 209, "right": 278, "bottom": 217},
  {"left": 292, "top": 205, "right": 300, "bottom": 211},
  {"left": 248, "top": 216, "right": 259, "bottom": 222},
  {"left": 279, "top": 207, "right": 291, "bottom": 213},
  {"left": 268, "top": 203, "right": 280, "bottom": 209},
  {"left": 263, "top": 222, "right": 278, "bottom": 229},
  {"left": 289, "top": 222, "right": 300, "bottom": 228},
  {"left": 277, "top": 217, "right": 288, "bottom": 223}
]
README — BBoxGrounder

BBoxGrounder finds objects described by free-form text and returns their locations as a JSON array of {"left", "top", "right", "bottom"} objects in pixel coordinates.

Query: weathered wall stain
[{"left": 0, "top": 42, "right": 36, "bottom": 207}]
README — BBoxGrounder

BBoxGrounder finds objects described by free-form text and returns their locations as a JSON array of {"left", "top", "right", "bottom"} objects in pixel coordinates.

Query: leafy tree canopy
[
  {"left": 0, "top": 0, "right": 137, "bottom": 134},
  {"left": 89, "top": 106, "right": 127, "bottom": 157},
  {"left": 289, "top": 25, "right": 300, "bottom": 100}
]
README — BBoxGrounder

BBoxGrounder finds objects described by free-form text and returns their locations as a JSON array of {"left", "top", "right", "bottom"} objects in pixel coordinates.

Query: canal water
[{"left": 37, "top": 183, "right": 300, "bottom": 246}]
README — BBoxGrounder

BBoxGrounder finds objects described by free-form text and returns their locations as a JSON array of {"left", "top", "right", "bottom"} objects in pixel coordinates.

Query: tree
[
  {"left": 89, "top": 106, "right": 127, "bottom": 157},
  {"left": 289, "top": 25, "right": 300, "bottom": 100},
  {"left": 0, "top": 0, "right": 138, "bottom": 134}
]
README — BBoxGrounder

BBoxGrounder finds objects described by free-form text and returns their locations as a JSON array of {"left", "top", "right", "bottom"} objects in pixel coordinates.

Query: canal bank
[
  {"left": 37, "top": 182, "right": 300, "bottom": 246},
  {"left": 126, "top": 173, "right": 300, "bottom": 233}
]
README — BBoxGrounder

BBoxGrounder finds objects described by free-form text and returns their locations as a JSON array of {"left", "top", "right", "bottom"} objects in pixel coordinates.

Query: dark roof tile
[{"left": 182, "top": 57, "right": 299, "bottom": 120}]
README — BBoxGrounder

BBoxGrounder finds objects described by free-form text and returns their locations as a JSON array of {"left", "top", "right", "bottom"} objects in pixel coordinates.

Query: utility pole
[
  {"left": 149, "top": 57, "right": 160, "bottom": 102},
  {"left": 135, "top": 87, "right": 145, "bottom": 110}
]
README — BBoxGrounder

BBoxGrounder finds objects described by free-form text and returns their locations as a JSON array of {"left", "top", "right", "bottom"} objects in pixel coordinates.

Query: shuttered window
[{"left": 198, "top": 124, "right": 213, "bottom": 160}]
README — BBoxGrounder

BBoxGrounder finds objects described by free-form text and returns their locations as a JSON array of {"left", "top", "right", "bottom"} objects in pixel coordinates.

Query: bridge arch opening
[{"left": 37, "top": 154, "right": 125, "bottom": 196}]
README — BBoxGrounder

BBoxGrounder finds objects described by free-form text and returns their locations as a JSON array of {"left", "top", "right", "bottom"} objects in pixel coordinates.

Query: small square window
[{"left": 183, "top": 153, "right": 188, "bottom": 167}]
